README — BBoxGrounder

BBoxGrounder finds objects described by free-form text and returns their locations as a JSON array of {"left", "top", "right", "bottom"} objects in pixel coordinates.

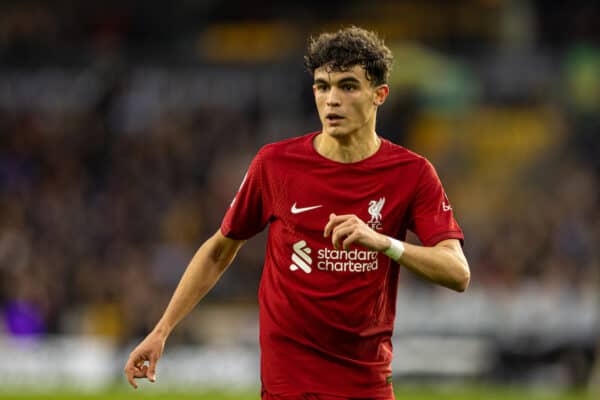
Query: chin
[{"left": 323, "top": 127, "right": 350, "bottom": 137}]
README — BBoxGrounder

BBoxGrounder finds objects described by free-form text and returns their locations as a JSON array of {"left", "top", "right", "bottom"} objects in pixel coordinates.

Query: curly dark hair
[{"left": 304, "top": 26, "right": 393, "bottom": 86}]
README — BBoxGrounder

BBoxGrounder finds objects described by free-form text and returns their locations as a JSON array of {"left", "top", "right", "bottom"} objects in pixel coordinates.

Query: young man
[{"left": 124, "top": 26, "right": 470, "bottom": 399}]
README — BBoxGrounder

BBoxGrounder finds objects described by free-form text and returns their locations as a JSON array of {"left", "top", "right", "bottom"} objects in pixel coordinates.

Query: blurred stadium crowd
[{"left": 0, "top": 0, "right": 599, "bottom": 384}]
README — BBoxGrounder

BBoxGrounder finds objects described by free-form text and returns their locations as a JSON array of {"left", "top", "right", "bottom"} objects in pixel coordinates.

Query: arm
[
  {"left": 324, "top": 213, "right": 470, "bottom": 292},
  {"left": 124, "top": 230, "right": 245, "bottom": 388},
  {"left": 392, "top": 238, "right": 469, "bottom": 292}
]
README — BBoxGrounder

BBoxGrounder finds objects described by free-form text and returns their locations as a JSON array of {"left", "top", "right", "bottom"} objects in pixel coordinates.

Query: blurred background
[{"left": 0, "top": 0, "right": 599, "bottom": 397}]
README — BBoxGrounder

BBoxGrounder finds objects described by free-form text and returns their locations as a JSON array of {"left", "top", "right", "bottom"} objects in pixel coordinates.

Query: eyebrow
[{"left": 313, "top": 77, "right": 361, "bottom": 85}]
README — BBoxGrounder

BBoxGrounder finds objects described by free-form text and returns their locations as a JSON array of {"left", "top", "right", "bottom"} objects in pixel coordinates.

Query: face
[{"left": 312, "top": 65, "right": 389, "bottom": 139}]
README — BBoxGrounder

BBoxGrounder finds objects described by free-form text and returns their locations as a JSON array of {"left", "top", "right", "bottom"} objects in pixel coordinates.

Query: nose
[{"left": 326, "top": 87, "right": 341, "bottom": 107}]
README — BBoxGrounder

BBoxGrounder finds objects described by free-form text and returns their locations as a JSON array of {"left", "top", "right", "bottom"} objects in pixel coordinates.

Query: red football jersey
[{"left": 221, "top": 132, "right": 464, "bottom": 397}]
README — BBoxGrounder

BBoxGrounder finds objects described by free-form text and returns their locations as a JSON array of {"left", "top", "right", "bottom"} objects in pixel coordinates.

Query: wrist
[
  {"left": 383, "top": 236, "right": 405, "bottom": 261},
  {"left": 152, "top": 323, "right": 172, "bottom": 339}
]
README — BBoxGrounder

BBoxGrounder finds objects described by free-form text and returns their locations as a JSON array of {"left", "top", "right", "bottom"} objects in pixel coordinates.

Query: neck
[{"left": 314, "top": 131, "right": 381, "bottom": 163}]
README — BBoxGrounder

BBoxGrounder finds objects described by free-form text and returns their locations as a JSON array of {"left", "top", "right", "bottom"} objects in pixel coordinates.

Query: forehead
[{"left": 313, "top": 65, "right": 368, "bottom": 83}]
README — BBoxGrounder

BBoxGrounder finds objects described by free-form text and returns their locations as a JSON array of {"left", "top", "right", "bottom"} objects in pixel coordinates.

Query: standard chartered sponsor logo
[
  {"left": 290, "top": 240, "right": 379, "bottom": 274},
  {"left": 290, "top": 240, "right": 312, "bottom": 273},
  {"left": 317, "top": 248, "right": 379, "bottom": 272}
]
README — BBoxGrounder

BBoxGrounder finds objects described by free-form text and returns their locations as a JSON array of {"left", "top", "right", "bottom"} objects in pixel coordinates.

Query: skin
[
  {"left": 312, "top": 65, "right": 388, "bottom": 163},
  {"left": 124, "top": 64, "right": 470, "bottom": 389},
  {"left": 313, "top": 65, "right": 469, "bottom": 293},
  {"left": 124, "top": 231, "right": 245, "bottom": 388}
]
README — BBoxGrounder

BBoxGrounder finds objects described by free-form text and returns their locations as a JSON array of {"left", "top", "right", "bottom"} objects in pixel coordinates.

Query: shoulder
[
  {"left": 380, "top": 138, "right": 431, "bottom": 168},
  {"left": 378, "top": 139, "right": 442, "bottom": 185},
  {"left": 255, "top": 131, "right": 317, "bottom": 163}
]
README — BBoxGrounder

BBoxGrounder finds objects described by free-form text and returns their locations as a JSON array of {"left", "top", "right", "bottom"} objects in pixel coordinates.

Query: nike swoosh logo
[{"left": 291, "top": 203, "right": 323, "bottom": 214}]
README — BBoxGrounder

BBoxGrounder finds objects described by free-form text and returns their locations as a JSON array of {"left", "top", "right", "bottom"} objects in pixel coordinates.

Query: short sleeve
[
  {"left": 220, "top": 151, "right": 272, "bottom": 240},
  {"left": 407, "top": 159, "right": 464, "bottom": 246}
]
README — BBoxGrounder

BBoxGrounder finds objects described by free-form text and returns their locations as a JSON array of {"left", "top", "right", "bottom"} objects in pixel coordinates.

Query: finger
[
  {"left": 132, "top": 351, "right": 149, "bottom": 366},
  {"left": 125, "top": 365, "right": 139, "bottom": 389},
  {"left": 342, "top": 231, "right": 361, "bottom": 251},
  {"left": 331, "top": 224, "right": 356, "bottom": 250},
  {"left": 324, "top": 214, "right": 356, "bottom": 237},
  {"left": 323, "top": 213, "right": 337, "bottom": 238},
  {"left": 132, "top": 365, "right": 148, "bottom": 378},
  {"left": 147, "top": 354, "right": 159, "bottom": 382}
]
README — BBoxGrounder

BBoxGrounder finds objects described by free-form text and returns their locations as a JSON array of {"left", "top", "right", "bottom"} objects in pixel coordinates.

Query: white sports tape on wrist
[{"left": 383, "top": 237, "right": 405, "bottom": 261}]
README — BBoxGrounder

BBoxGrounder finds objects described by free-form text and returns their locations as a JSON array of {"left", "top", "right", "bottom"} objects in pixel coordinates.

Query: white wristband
[{"left": 383, "top": 237, "right": 405, "bottom": 261}]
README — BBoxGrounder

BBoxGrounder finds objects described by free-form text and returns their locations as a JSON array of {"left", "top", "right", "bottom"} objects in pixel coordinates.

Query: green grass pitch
[{"left": 0, "top": 386, "right": 593, "bottom": 400}]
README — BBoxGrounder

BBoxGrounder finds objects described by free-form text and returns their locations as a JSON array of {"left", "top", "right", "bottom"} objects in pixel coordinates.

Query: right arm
[{"left": 124, "top": 230, "right": 245, "bottom": 388}]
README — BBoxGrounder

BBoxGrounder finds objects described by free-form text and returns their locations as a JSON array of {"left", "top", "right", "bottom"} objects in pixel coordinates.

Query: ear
[
  {"left": 373, "top": 84, "right": 389, "bottom": 106},
  {"left": 312, "top": 84, "right": 318, "bottom": 97}
]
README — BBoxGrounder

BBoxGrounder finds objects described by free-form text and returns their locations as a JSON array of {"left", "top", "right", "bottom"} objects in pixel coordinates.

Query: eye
[
  {"left": 342, "top": 84, "right": 356, "bottom": 91},
  {"left": 315, "top": 84, "right": 329, "bottom": 92}
]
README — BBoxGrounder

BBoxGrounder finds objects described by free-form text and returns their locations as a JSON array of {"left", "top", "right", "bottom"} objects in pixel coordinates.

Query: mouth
[{"left": 325, "top": 113, "right": 344, "bottom": 122}]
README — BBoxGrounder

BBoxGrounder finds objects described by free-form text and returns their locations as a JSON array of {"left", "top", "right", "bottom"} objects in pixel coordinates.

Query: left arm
[{"left": 324, "top": 213, "right": 470, "bottom": 292}]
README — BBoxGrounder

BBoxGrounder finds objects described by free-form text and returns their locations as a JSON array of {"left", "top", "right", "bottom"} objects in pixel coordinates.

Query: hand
[
  {"left": 323, "top": 213, "right": 390, "bottom": 252},
  {"left": 124, "top": 331, "right": 166, "bottom": 389}
]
